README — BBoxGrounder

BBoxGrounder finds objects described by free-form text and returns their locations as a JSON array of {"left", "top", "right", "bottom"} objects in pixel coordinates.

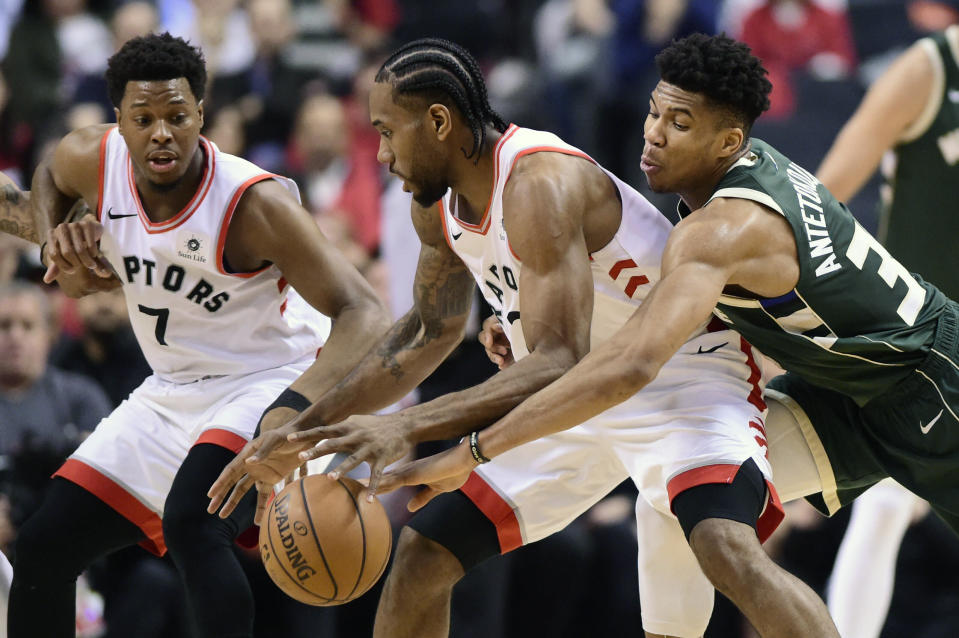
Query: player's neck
[
  {"left": 680, "top": 147, "right": 750, "bottom": 211},
  {"left": 133, "top": 147, "right": 206, "bottom": 223},
  {"left": 447, "top": 129, "right": 501, "bottom": 225}
]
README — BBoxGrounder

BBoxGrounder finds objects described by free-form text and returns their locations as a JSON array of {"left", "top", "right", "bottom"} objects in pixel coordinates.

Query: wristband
[
  {"left": 39, "top": 241, "right": 48, "bottom": 266},
  {"left": 468, "top": 431, "right": 491, "bottom": 464},
  {"left": 254, "top": 388, "right": 312, "bottom": 436}
]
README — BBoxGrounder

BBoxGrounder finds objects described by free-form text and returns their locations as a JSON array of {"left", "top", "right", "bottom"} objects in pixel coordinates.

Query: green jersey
[
  {"left": 680, "top": 138, "right": 950, "bottom": 406},
  {"left": 880, "top": 26, "right": 959, "bottom": 300}
]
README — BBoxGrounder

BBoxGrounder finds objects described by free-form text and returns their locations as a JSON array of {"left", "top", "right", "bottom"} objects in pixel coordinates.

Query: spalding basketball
[{"left": 260, "top": 475, "right": 392, "bottom": 606}]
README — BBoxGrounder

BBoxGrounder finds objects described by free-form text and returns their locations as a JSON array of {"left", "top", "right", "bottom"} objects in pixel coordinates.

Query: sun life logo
[{"left": 177, "top": 234, "right": 207, "bottom": 263}]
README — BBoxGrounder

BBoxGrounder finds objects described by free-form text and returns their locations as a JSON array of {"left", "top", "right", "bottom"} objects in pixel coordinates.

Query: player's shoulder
[{"left": 57, "top": 124, "right": 115, "bottom": 161}]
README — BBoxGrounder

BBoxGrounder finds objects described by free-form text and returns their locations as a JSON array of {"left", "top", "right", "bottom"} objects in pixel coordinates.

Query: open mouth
[{"left": 147, "top": 153, "right": 178, "bottom": 173}]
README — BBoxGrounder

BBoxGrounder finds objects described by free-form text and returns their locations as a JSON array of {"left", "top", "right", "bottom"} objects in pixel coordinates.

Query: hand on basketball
[
  {"left": 376, "top": 441, "right": 477, "bottom": 512},
  {"left": 479, "top": 315, "right": 513, "bottom": 369},
  {"left": 288, "top": 413, "right": 414, "bottom": 500},
  {"left": 207, "top": 407, "right": 311, "bottom": 524}
]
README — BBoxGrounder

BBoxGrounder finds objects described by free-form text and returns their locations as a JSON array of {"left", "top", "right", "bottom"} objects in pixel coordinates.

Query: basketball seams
[
  {"left": 337, "top": 477, "right": 369, "bottom": 601},
  {"left": 265, "top": 497, "right": 332, "bottom": 604},
  {"left": 300, "top": 477, "right": 340, "bottom": 601}
]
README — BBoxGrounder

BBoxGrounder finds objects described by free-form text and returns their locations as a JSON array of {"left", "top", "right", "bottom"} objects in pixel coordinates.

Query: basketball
[{"left": 259, "top": 475, "right": 392, "bottom": 606}]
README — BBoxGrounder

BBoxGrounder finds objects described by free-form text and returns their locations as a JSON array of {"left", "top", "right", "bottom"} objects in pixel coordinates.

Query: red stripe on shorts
[
  {"left": 461, "top": 472, "right": 523, "bottom": 553},
  {"left": 666, "top": 463, "right": 785, "bottom": 543},
  {"left": 195, "top": 428, "right": 248, "bottom": 454},
  {"left": 54, "top": 459, "right": 166, "bottom": 556}
]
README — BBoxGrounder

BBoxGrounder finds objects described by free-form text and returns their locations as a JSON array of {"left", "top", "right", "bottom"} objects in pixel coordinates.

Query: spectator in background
[
  {"left": 160, "top": 0, "right": 254, "bottom": 81},
  {"left": 737, "top": 0, "right": 856, "bottom": 119},
  {"left": 210, "top": 0, "right": 314, "bottom": 172},
  {"left": 288, "top": 93, "right": 382, "bottom": 256}
]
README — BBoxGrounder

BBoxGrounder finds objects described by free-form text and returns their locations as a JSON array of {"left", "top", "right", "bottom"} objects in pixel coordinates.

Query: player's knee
[
  {"left": 162, "top": 501, "right": 232, "bottom": 555},
  {"left": 688, "top": 518, "right": 766, "bottom": 595},
  {"left": 387, "top": 526, "right": 465, "bottom": 594},
  {"left": 13, "top": 514, "right": 81, "bottom": 582}
]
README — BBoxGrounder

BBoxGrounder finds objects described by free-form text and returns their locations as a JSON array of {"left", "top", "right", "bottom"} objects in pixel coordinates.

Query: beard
[{"left": 411, "top": 177, "right": 449, "bottom": 207}]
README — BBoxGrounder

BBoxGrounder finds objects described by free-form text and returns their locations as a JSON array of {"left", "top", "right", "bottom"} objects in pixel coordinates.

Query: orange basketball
[{"left": 259, "top": 474, "right": 392, "bottom": 606}]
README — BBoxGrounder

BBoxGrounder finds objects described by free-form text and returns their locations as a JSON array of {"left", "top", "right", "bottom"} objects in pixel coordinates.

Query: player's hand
[
  {"left": 43, "top": 218, "right": 114, "bottom": 283},
  {"left": 51, "top": 263, "right": 122, "bottom": 298},
  {"left": 376, "top": 442, "right": 477, "bottom": 512},
  {"left": 479, "top": 315, "right": 513, "bottom": 369},
  {"left": 207, "top": 406, "right": 311, "bottom": 524},
  {"left": 288, "top": 413, "right": 414, "bottom": 500}
]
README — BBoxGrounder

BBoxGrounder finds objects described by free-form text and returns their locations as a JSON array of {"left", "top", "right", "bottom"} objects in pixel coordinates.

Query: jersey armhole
[
  {"left": 215, "top": 174, "right": 283, "bottom": 278},
  {"left": 899, "top": 38, "right": 944, "bottom": 144},
  {"left": 95, "top": 128, "right": 113, "bottom": 222}
]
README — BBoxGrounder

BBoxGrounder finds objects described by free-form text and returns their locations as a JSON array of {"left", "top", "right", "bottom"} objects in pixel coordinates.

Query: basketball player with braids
[
  {"left": 375, "top": 32, "right": 959, "bottom": 634},
  {"left": 210, "top": 38, "right": 839, "bottom": 637},
  {"left": 9, "top": 33, "right": 389, "bottom": 638}
]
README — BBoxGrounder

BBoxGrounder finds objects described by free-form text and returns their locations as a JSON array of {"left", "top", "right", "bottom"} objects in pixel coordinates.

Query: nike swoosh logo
[
  {"left": 920, "top": 409, "right": 944, "bottom": 434},
  {"left": 696, "top": 342, "right": 727, "bottom": 354},
  {"left": 451, "top": 231, "right": 462, "bottom": 240},
  {"left": 106, "top": 207, "right": 137, "bottom": 219}
]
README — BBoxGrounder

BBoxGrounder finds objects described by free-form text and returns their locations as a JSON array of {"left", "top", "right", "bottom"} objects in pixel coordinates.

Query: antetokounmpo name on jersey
[
  {"left": 786, "top": 163, "right": 842, "bottom": 277},
  {"left": 121, "top": 255, "right": 230, "bottom": 312}
]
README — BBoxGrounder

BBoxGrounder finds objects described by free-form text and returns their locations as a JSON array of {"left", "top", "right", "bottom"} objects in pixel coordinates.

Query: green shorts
[{"left": 768, "top": 300, "right": 959, "bottom": 532}]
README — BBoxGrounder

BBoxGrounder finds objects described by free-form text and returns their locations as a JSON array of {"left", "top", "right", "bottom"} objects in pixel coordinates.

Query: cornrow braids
[{"left": 376, "top": 38, "right": 508, "bottom": 160}]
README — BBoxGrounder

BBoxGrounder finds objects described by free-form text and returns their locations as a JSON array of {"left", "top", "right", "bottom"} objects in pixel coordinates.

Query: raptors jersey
[
  {"left": 95, "top": 128, "right": 330, "bottom": 382},
  {"left": 439, "top": 124, "right": 687, "bottom": 356}
]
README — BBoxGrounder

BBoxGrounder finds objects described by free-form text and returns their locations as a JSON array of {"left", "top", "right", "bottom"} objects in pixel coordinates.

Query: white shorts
[
  {"left": 461, "top": 332, "right": 784, "bottom": 637},
  {"left": 54, "top": 357, "right": 315, "bottom": 555}
]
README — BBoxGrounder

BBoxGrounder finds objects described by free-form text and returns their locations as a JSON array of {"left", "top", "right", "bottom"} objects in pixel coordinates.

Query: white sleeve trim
[
  {"left": 899, "top": 38, "right": 944, "bottom": 143},
  {"left": 710, "top": 187, "right": 785, "bottom": 216}
]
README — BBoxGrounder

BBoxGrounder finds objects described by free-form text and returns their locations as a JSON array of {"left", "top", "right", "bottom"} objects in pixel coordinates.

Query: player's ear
[
  {"left": 718, "top": 126, "right": 745, "bottom": 159},
  {"left": 113, "top": 107, "right": 121, "bottom": 126},
  {"left": 428, "top": 104, "right": 452, "bottom": 142},
  {"left": 197, "top": 100, "right": 204, "bottom": 128}
]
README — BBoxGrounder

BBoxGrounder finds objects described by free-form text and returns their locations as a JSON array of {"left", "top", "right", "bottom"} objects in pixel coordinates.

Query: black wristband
[
  {"left": 39, "top": 241, "right": 48, "bottom": 266},
  {"left": 468, "top": 431, "right": 491, "bottom": 464},
  {"left": 254, "top": 388, "right": 312, "bottom": 437}
]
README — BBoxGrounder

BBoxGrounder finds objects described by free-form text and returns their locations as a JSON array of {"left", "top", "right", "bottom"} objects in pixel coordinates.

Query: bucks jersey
[
  {"left": 96, "top": 127, "right": 330, "bottom": 383},
  {"left": 439, "top": 125, "right": 677, "bottom": 356},
  {"left": 688, "top": 139, "right": 950, "bottom": 406},
  {"left": 879, "top": 25, "right": 959, "bottom": 299}
]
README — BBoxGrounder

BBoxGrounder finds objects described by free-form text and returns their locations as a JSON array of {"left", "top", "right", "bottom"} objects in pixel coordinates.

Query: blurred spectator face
[
  {"left": 76, "top": 288, "right": 129, "bottom": 336},
  {"left": 112, "top": 1, "right": 158, "bottom": 50},
  {"left": 369, "top": 81, "right": 450, "bottom": 207},
  {"left": 294, "top": 95, "right": 349, "bottom": 168},
  {"left": 206, "top": 107, "right": 246, "bottom": 156},
  {"left": 42, "top": 0, "right": 85, "bottom": 19},
  {"left": 249, "top": 0, "right": 295, "bottom": 54},
  {"left": 0, "top": 291, "right": 52, "bottom": 390}
]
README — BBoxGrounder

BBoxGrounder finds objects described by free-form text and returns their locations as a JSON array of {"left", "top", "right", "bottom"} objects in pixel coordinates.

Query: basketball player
[
  {"left": 376, "top": 32, "right": 959, "bottom": 634},
  {"left": 9, "top": 34, "right": 389, "bottom": 638},
  {"left": 816, "top": 24, "right": 959, "bottom": 638},
  {"left": 210, "top": 38, "right": 838, "bottom": 637}
]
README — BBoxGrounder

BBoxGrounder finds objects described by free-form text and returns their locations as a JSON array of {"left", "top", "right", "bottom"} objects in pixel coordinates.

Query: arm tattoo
[
  {"left": 0, "top": 185, "right": 37, "bottom": 243},
  {"left": 374, "top": 249, "right": 475, "bottom": 380}
]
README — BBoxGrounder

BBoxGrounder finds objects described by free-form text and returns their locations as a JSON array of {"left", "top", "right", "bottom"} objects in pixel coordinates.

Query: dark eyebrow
[
  {"left": 666, "top": 106, "right": 694, "bottom": 118},
  {"left": 371, "top": 119, "right": 384, "bottom": 128}
]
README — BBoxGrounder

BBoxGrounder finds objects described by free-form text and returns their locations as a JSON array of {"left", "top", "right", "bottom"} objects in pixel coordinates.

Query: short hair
[
  {"left": 105, "top": 32, "right": 206, "bottom": 108},
  {"left": 655, "top": 33, "right": 771, "bottom": 136},
  {"left": 375, "top": 38, "right": 508, "bottom": 160}
]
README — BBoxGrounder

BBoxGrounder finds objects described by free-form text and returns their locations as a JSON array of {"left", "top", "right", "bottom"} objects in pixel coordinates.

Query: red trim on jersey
[
  {"left": 54, "top": 459, "right": 166, "bottom": 556},
  {"left": 623, "top": 275, "right": 650, "bottom": 298},
  {"left": 666, "top": 463, "right": 785, "bottom": 543},
  {"left": 461, "top": 472, "right": 523, "bottom": 553},
  {"left": 740, "top": 337, "right": 766, "bottom": 412},
  {"left": 450, "top": 125, "right": 519, "bottom": 236},
  {"left": 438, "top": 199, "right": 456, "bottom": 251},
  {"left": 609, "top": 259, "right": 637, "bottom": 280},
  {"left": 215, "top": 174, "right": 281, "bottom": 278},
  {"left": 279, "top": 299, "right": 288, "bottom": 316},
  {"left": 195, "top": 428, "right": 248, "bottom": 454},
  {"left": 127, "top": 137, "right": 216, "bottom": 234},
  {"left": 95, "top": 128, "right": 113, "bottom": 221},
  {"left": 608, "top": 259, "right": 649, "bottom": 298},
  {"left": 706, "top": 316, "right": 728, "bottom": 333},
  {"left": 277, "top": 277, "right": 288, "bottom": 293}
]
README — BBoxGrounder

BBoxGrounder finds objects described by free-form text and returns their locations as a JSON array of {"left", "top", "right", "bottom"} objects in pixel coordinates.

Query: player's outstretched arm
[
  {"left": 0, "top": 171, "right": 36, "bottom": 243},
  {"left": 209, "top": 197, "right": 475, "bottom": 517},
  {"left": 816, "top": 40, "right": 933, "bottom": 201},
  {"left": 378, "top": 199, "right": 785, "bottom": 505}
]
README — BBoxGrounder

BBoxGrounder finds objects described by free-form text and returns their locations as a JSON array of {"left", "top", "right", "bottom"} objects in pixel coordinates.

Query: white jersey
[
  {"left": 96, "top": 127, "right": 330, "bottom": 383},
  {"left": 440, "top": 124, "right": 693, "bottom": 355}
]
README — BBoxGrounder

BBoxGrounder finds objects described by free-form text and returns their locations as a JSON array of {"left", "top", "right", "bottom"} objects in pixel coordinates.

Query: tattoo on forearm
[
  {"left": 0, "top": 185, "right": 38, "bottom": 243},
  {"left": 376, "top": 313, "right": 422, "bottom": 380}
]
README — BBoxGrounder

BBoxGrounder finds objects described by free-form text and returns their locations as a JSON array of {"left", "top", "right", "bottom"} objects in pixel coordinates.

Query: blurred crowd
[{"left": 1, "top": 0, "right": 959, "bottom": 636}]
